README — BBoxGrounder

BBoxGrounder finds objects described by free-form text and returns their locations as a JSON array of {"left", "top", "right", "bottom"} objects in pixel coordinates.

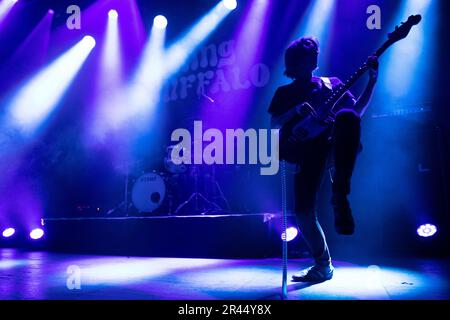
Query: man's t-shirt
[{"left": 268, "top": 76, "right": 356, "bottom": 118}]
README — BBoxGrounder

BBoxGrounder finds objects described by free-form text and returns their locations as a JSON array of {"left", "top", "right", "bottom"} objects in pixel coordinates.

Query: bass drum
[{"left": 132, "top": 173, "right": 166, "bottom": 213}]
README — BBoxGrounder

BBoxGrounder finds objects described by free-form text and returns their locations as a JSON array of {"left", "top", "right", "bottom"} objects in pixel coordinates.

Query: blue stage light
[
  {"left": 417, "top": 224, "right": 437, "bottom": 238},
  {"left": 153, "top": 15, "right": 167, "bottom": 29},
  {"left": 281, "top": 227, "right": 299, "bottom": 242},
  {"left": 380, "top": 0, "right": 436, "bottom": 105},
  {"left": 222, "top": 0, "right": 237, "bottom": 10}
]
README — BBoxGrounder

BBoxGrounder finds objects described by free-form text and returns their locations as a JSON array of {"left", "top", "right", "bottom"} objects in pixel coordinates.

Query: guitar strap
[
  {"left": 320, "top": 77, "right": 333, "bottom": 91},
  {"left": 320, "top": 77, "right": 338, "bottom": 170}
]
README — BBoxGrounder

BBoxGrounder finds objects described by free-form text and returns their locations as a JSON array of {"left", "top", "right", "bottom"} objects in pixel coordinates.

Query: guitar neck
[{"left": 326, "top": 40, "right": 393, "bottom": 111}]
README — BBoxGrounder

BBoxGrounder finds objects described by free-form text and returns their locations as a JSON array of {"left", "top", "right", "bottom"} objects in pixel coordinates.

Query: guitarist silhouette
[
  {"left": 269, "top": 37, "right": 378, "bottom": 282},
  {"left": 270, "top": 15, "right": 420, "bottom": 283}
]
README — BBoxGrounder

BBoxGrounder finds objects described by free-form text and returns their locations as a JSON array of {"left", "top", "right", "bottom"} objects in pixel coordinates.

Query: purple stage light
[
  {"left": 2, "top": 228, "right": 15, "bottom": 238},
  {"left": 223, "top": 0, "right": 237, "bottom": 10},
  {"left": 30, "top": 228, "right": 44, "bottom": 240},
  {"left": 108, "top": 9, "right": 118, "bottom": 19},
  {"left": 164, "top": 1, "right": 233, "bottom": 78},
  {"left": 281, "top": 227, "right": 299, "bottom": 242},
  {"left": 120, "top": 13, "right": 167, "bottom": 132},
  {"left": 8, "top": 34, "right": 96, "bottom": 134},
  {"left": 91, "top": 6, "right": 124, "bottom": 139},
  {"left": 153, "top": 15, "right": 167, "bottom": 29},
  {"left": 417, "top": 224, "right": 437, "bottom": 238},
  {"left": 0, "top": 0, "right": 18, "bottom": 23},
  {"left": 200, "top": 0, "right": 270, "bottom": 128}
]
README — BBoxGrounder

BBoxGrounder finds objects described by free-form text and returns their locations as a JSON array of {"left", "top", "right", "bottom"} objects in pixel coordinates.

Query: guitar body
[{"left": 279, "top": 111, "right": 331, "bottom": 162}]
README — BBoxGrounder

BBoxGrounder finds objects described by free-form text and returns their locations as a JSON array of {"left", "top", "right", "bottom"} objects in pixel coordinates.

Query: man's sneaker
[
  {"left": 331, "top": 195, "right": 355, "bottom": 235},
  {"left": 291, "top": 265, "right": 334, "bottom": 283}
]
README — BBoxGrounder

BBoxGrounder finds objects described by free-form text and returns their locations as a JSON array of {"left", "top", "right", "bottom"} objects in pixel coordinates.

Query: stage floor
[{"left": 0, "top": 249, "right": 448, "bottom": 300}]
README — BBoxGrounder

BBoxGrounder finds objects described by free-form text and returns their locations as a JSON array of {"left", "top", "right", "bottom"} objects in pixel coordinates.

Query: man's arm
[
  {"left": 271, "top": 103, "right": 318, "bottom": 128},
  {"left": 353, "top": 56, "right": 378, "bottom": 117}
]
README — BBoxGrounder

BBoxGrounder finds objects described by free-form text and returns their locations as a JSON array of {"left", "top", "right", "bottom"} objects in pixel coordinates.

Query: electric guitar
[{"left": 279, "top": 15, "right": 422, "bottom": 162}]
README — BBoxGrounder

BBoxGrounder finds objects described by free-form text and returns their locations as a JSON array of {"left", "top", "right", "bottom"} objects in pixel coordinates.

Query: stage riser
[{"left": 43, "top": 215, "right": 304, "bottom": 258}]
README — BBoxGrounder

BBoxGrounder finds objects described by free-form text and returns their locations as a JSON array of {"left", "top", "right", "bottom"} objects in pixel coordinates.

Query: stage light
[
  {"left": 165, "top": 1, "right": 233, "bottom": 76},
  {"left": 280, "top": 0, "right": 335, "bottom": 72},
  {"left": 153, "top": 15, "right": 167, "bottom": 29},
  {"left": 281, "top": 227, "right": 299, "bottom": 242},
  {"left": 303, "top": 0, "right": 335, "bottom": 37},
  {"left": 2, "top": 228, "right": 15, "bottom": 238},
  {"left": 82, "top": 35, "right": 96, "bottom": 49},
  {"left": 201, "top": 0, "right": 270, "bottom": 127},
  {"left": 7, "top": 35, "right": 96, "bottom": 135},
  {"left": 380, "top": 0, "right": 435, "bottom": 104},
  {"left": 90, "top": 5, "right": 124, "bottom": 139},
  {"left": 30, "top": 228, "right": 44, "bottom": 240},
  {"left": 222, "top": 0, "right": 237, "bottom": 10},
  {"left": 0, "top": 0, "right": 18, "bottom": 24},
  {"left": 123, "top": 13, "right": 166, "bottom": 129},
  {"left": 108, "top": 9, "right": 118, "bottom": 19},
  {"left": 125, "top": 2, "right": 233, "bottom": 130},
  {"left": 0, "top": 8, "right": 54, "bottom": 96},
  {"left": 417, "top": 224, "right": 437, "bottom": 238}
]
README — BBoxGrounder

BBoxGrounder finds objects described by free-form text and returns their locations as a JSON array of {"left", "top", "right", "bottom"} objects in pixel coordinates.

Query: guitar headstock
[{"left": 388, "top": 15, "right": 422, "bottom": 43}]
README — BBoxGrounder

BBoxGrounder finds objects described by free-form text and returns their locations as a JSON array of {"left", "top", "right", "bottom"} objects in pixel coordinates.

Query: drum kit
[{"left": 108, "top": 144, "right": 231, "bottom": 216}]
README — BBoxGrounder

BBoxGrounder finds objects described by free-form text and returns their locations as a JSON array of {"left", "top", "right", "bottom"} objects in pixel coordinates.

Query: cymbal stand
[{"left": 174, "top": 165, "right": 223, "bottom": 215}]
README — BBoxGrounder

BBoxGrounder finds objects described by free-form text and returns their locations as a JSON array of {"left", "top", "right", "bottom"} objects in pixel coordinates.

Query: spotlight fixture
[
  {"left": 153, "top": 15, "right": 168, "bottom": 29},
  {"left": 30, "top": 228, "right": 44, "bottom": 240},
  {"left": 222, "top": 0, "right": 237, "bottom": 10},
  {"left": 108, "top": 9, "right": 118, "bottom": 19},
  {"left": 82, "top": 35, "right": 96, "bottom": 49},
  {"left": 281, "top": 227, "right": 299, "bottom": 242},
  {"left": 2, "top": 228, "right": 15, "bottom": 238},
  {"left": 417, "top": 224, "right": 437, "bottom": 238}
]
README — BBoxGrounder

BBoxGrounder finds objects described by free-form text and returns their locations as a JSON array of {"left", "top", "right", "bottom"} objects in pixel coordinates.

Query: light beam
[
  {"left": 0, "top": 0, "right": 18, "bottom": 24},
  {"left": 7, "top": 35, "right": 96, "bottom": 135}
]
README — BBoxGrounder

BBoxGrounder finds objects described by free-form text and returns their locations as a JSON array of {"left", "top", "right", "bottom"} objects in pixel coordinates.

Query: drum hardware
[
  {"left": 174, "top": 164, "right": 227, "bottom": 215},
  {"left": 214, "top": 178, "right": 231, "bottom": 212},
  {"left": 106, "top": 161, "right": 134, "bottom": 216},
  {"left": 107, "top": 145, "right": 232, "bottom": 216},
  {"left": 164, "top": 145, "right": 187, "bottom": 174}
]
